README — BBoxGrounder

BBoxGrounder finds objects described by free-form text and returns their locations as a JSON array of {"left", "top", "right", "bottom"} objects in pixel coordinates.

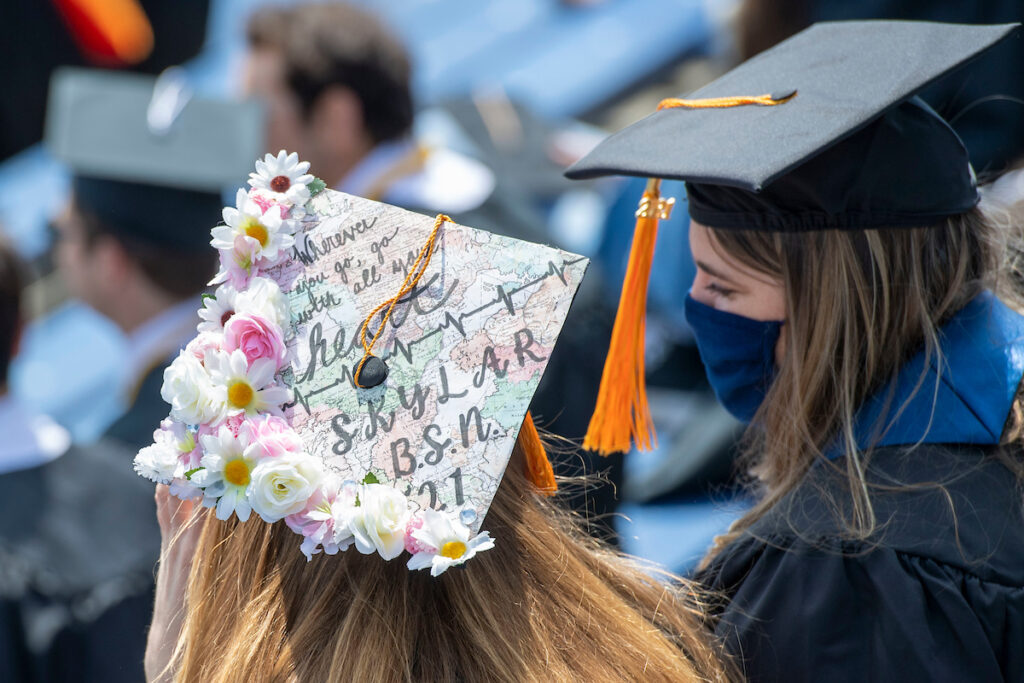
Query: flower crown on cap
[{"left": 134, "top": 151, "right": 493, "bottom": 576}]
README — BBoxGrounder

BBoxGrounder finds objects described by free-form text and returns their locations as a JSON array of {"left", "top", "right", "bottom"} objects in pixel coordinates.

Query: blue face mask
[{"left": 683, "top": 293, "right": 784, "bottom": 423}]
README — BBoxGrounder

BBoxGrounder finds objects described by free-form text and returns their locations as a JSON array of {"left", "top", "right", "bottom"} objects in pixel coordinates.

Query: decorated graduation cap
[
  {"left": 133, "top": 151, "right": 587, "bottom": 576},
  {"left": 46, "top": 67, "right": 264, "bottom": 251},
  {"left": 564, "top": 20, "right": 1019, "bottom": 455}
]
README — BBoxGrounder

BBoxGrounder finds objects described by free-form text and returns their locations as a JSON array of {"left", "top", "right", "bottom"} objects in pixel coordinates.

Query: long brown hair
[
  {"left": 700, "top": 202, "right": 1024, "bottom": 565},
  {"left": 168, "top": 445, "right": 735, "bottom": 682}
]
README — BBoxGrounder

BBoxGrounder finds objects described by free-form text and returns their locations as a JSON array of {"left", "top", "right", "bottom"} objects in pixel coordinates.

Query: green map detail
[{"left": 481, "top": 371, "right": 542, "bottom": 430}]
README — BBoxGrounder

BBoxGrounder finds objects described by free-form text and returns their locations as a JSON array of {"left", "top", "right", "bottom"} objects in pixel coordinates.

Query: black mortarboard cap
[
  {"left": 566, "top": 20, "right": 1019, "bottom": 232},
  {"left": 46, "top": 67, "right": 264, "bottom": 251},
  {"left": 568, "top": 21, "right": 1020, "bottom": 458}
]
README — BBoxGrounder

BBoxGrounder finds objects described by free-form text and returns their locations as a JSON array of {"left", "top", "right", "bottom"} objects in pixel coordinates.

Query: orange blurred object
[{"left": 52, "top": 0, "right": 154, "bottom": 66}]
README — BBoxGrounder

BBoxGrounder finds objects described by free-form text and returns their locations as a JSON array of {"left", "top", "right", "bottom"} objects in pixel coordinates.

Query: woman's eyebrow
[{"left": 695, "top": 259, "right": 739, "bottom": 284}]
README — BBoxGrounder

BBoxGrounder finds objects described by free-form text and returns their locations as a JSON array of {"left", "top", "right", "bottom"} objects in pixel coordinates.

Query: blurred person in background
[
  {"left": 241, "top": 2, "right": 621, "bottom": 536},
  {"left": 242, "top": 2, "right": 542, "bottom": 243},
  {"left": 53, "top": 180, "right": 218, "bottom": 449},
  {"left": 0, "top": 235, "right": 159, "bottom": 682},
  {"left": 47, "top": 67, "right": 261, "bottom": 452}
]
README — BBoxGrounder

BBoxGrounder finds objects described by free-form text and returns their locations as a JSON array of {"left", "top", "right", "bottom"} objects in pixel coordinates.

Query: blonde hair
[
  {"left": 168, "top": 446, "right": 735, "bottom": 682},
  {"left": 701, "top": 203, "right": 1024, "bottom": 565}
]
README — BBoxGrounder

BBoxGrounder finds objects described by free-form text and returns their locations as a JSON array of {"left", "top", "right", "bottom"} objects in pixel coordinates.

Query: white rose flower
[
  {"left": 160, "top": 351, "right": 225, "bottom": 425},
  {"left": 350, "top": 484, "right": 411, "bottom": 560},
  {"left": 235, "top": 276, "right": 290, "bottom": 330},
  {"left": 133, "top": 441, "right": 180, "bottom": 484},
  {"left": 248, "top": 452, "right": 323, "bottom": 523}
]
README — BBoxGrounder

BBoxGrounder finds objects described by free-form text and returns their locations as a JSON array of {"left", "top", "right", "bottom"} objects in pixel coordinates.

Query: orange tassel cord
[
  {"left": 521, "top": 412, "right": 556, "bottom": 496},
  {"left": 584, "top": 178, "right": 672, "bottom": 456}
]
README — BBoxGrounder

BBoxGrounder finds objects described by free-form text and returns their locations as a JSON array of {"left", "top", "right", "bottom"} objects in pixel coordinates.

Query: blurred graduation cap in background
[
  {"left": 564, "top": 20, "right": 1020, "bottom": 455},
  {"left": 46, "top": 66, "right": 264, "bottom": 251}
]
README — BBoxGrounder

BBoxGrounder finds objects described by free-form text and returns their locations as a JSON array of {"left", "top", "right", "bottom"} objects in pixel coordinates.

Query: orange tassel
[
  {"left": 583, "top": 178, "right": 673, "bottom": 455},
  {"left": 54, "top": 0, "right": 154, "bottom": 66},
  {"left": 520, "top": 412, "right": 556, "bottom": 496}
]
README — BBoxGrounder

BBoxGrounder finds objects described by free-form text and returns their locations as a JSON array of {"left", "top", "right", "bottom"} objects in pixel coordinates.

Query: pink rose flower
[
  {"left": 250, "top": 192, "right": 274, "bottom": 215},
  {"left": 286, "top": 477, "right": 357, "bottom": 560},
  {"left": 240, "top": 414, "right": 303, "bottom": 459},
  {"left": 197, "top": 413, "right": 244, "bottom": 442},
  {"left": 186, "top": 332, "right": 223, "bottom": 365},
  {"left": 180, "top": 444, "right": 203, "bottom": 469},
  {"left": 223, "top": 313, "right": 287, "bottom": 370},
  {"left": 215, "top": 234, "right": 262, "bottom": 288},
  {"left": 404, "top": 512, "right": 437, "bottom": 555},
  {"left": 251, "top": 192, "right": 292, "bottom": 220}
]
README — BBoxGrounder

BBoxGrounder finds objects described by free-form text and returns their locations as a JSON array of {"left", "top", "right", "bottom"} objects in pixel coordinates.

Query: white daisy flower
[
  {"left": 197, "top": 278, "right": 288, "bottom": 333},
  {"left": 349, "top": 483, "right": 411, "bottom": 560},
  {"left": 212, "top": 188, "right": 296, "bottom": 263},
  {"left": 205, "top": 348, "right": 291, "bottom": 418},
  {"left": 160, "top": 350, "right": 226, "bottom": 425},
  {"left": 197, "top": 283, "right": 240, "bottom": 333},
  {"left": 248, "top": 150, "right": 314, "bottom": 206},
  {"left": 195, "top": 426, "right": 258, "bottom": 522},
  {"left": 406, "top": 509, "right": 495, "bottom": 577}
]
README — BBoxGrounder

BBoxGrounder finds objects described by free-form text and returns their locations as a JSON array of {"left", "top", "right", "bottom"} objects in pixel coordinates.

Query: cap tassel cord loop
[
  {"left": 521, "top": 412, "right": 557, "bottom": 495},
  {"left": 356, "top": 213, "right": 450, "bottom": 387},
  {"left": 583, "top": 178, "right": 670, "bottom": 455},
  {"left": 657, "top": 91, "right": 797, "bottom": 110}
]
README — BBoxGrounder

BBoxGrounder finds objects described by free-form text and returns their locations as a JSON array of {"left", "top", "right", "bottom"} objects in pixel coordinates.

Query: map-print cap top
[{"left": 133, "top": 150, "right": 588, "bottom": 576}]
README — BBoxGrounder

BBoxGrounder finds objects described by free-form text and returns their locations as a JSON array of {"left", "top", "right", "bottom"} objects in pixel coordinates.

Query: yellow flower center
[
  {"left": 223, "top": 458, "right": 250, "bottom": 486},
  {"left": 440, "top": 541, "right": 467, "bottom": 560},
  {"left": 228, "top": 381, "right": 254, "bottom": 408},
  {"left": 241, "top": 216, "right": 269, "bottom": 246}
]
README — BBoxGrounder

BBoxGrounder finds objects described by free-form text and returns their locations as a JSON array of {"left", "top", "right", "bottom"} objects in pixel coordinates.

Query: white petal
[
  {"left": 431, "top": 557, "right": 456, "bottom": 577},
  {"left": 229, "top": 349, "right": 250, "bottom": 376},
  {"left": 248, "top": 358, "right": 276, "bottom": 387},
  {"left": 406, "top": 553, "right": 434, "bottom": 571},
  {"left": 215, "top": 495, "right": 233, "bottom": 520}
]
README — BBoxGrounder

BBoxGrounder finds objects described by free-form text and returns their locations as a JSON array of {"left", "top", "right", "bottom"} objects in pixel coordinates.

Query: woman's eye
[{"left": 705, "top": 282, "right": 735, "bottom": 298}]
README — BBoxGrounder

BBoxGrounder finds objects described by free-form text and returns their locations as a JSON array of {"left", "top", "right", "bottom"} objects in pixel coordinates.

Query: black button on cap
[{"left": 355, "top": 356, "right": 388, "bottom": 388}]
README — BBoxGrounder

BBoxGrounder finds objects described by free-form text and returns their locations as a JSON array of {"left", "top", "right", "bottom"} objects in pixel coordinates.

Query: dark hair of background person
[
  {"left": 0, "top": 237, "right": 23, "bottom": 387},
  {"left": 246, "top": 4, "right": 414, "bottom": 145},
  {"left": 736, "top": 0, "right": 1024, "bottom": 175},
  {"left": 75, "top": 205, "right": 217, "bottom": 300}
]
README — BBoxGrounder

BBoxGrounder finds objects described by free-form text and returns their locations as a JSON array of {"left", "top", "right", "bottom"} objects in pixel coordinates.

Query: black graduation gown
[
  {"left": 0, "top": 441, "right": 161, "bottom": 682},
  {"left": 697, "top": 443, "right": 1024, "bottom": 682},
  {"left": 104, "top": 362, "right": 169, "bottom": 451}
]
